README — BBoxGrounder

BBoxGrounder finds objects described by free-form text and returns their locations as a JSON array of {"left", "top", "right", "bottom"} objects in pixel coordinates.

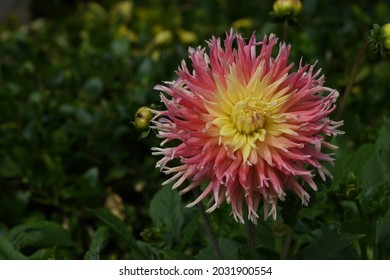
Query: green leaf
[
  {"left": 149, "top": 186, "right": 184, "bottom": 234},
  {"left": 84, "top": 226, "right": 110, "bottom": 260},
  {"left": 295, "top": 224, "right": 363, "bottom": 259},
  {"left": 238, "top": 245, "right": 280, "bottom": 260},
  {"left": 195, "top": 238, "right": 241, "bottom": 260},
  {"left": 8, "top": 221, "right": 73, "bottom": 252},
  {"left": 139, "top": 129, "right": 151, "bottom": 139},
  {"left": 375, "top": 207, "right": 390, "bottom": 259},
  {"left": 81, "top": 167, "right": 99, "bottom": 189},
  {"left": 159, "top": 249, "right": 191, "bottom": 260},
  {"left": 29, "top": 248, "right": 56, "bottom": 260},
  {"left": 361, "top": 151, "right": 388, "bottom": 190},
  {"left": 87, "top": 208, "right": 146, "bottom": 258},
  {"left": 376, "top": 118, "right": 390, "bottom": 151},
  {"left": 252, "top": 221, "right": 275, "bottom": 250},
  {"left": 0, "top": 236, "right": 28, "bottom": 260},
  {"left": 132, "top": 240, "right": 159, "bottom": 260},
  {"left": 177, "top": 212, "right": 199, "bottom": 250},
  {"left": 330, "top": 143, "right": 376, "bottom": 188}
]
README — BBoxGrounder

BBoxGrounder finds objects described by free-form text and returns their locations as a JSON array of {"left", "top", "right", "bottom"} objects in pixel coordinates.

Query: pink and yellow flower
[{"left": 152, "top": 30, "right": 343, "bottom": 223}]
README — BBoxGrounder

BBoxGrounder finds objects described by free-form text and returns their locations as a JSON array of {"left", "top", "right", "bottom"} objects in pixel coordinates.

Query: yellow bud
[
  {"left": 385, "top": 38, "right": 390, "bottom": 50},
  {"left": 381, "top": 23, "right": 390, "bottom": 35},
  {"left": 380, "top": 23, "right": 390, "bottom": 52},
  {"left": 134, "top": 107, "right": 153, "bottom": 130},
  {"left": 273, "top": 0, "right": 302, "bottom": 17}
]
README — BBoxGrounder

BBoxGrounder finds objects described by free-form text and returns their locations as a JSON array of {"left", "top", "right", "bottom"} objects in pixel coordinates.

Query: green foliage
[
  {"left": 84, "top": 226, "right": 110, "bottom": 260},
  {"left": 0, "top": 0, "right": 390, "bottom": 260},
  {"left": 295, "top": 224, "right": 363, "bottom": 260},
  {"left": 0, "top": 236, "right": 28, "bottom": 260},
  {"left": 0, "top": 221, "right": 73, "bottom": 259},
  {"left": 375, "top": 207, "right": 390, "bottom": 259}
]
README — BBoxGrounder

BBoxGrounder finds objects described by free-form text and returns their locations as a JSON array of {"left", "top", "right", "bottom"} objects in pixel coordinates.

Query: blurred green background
[{"left": 1, "top": 0, "right": 390, "bottom": 260}]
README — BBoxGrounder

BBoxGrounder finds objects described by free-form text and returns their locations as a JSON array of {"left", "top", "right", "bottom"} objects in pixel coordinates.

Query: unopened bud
[
  {"left": 273, "top": 0, "right": 302, "bottom": 17},
  {"left": 380, "top": 23, "right": 390, "bottom": 53},
  {"left": 343, "top": 172, "right": 360, "bottom": 200},
  {"left": 134, "top": 106, "right": 153, "bottom": 131},
  {"left": 370, "top": 23, "right": 390, "bottom": 56}
]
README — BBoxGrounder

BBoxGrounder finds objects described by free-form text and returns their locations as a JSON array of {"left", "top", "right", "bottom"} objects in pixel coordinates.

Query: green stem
[
  {"left": 280, "top": 226, "right": 292, "bottom": 260},
  {"left": 335, "top": 40, "right": 371, "bottom": 120},
  {"left": 192, "top": 189, "right": 224, "bottom": 259},
  {"left": 247, "top": 218, "right": 255, "bottom": 246}
]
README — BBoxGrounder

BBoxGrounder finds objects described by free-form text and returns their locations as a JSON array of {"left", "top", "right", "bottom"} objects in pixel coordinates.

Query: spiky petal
[{"left": 152, "top": 30, "right": 343, "bottom": 223}]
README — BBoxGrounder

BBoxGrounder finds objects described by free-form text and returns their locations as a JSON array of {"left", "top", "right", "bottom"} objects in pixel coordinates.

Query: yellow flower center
[
  {"left": 203, "top": 64, "right": 295, "bottom": 163},
  {"left": 231, "top": 97, "right": 268, "bottom": 135}
]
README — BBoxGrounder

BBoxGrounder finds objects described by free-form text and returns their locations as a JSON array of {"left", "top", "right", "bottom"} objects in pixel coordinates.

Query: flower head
[{"left": 152, "top": 30, "right": 343, "bottom": 223}]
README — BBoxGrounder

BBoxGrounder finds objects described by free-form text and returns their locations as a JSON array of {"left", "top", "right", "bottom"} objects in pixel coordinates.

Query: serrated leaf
[
  {"left": 361, "top": 151, "right": 387, "bottom": 190},
  {"left": 0, "top": 236, "right": 28, "bottom": 260},
  {"left": 149, "top": 186, "right": 184, "bottom": 234},
  {"left": 84, "top": 226, "right": 110, "bottom": 260},
  {"left": 8, "top": 221, "right": 73, "bottom": 252},
  {"left": 330, "top": 143, "right": 376, "bottom": 188},
  {"left": 295, "top": 225, "right": 363, "bottom": 260}
]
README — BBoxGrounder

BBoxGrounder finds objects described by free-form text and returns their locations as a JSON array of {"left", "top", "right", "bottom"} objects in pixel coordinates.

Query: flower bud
[
  {"left": 273, "top": 0, "right": 302, "bottom": 17},
  {"left": 370, "top": 23, "right": 390, "bottom": 56},
  {"left": 134, "top": 106, "right": 153, "bottom": 131},
  {"left": 380, "top": 23, "right": 390, "bottom": 53},
  {"left": 343, "top": 172, "right": 360, "bottom": 200}
]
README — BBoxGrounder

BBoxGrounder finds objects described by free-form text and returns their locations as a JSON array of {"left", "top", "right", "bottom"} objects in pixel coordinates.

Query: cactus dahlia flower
[{"left": 151, "top": 30, "right": 343, "bottom": 223}]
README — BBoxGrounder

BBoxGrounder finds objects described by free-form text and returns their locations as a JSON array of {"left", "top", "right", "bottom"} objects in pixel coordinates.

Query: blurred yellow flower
[{"left": 273, "top": 0, "right": 302, "bottom": 17}]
